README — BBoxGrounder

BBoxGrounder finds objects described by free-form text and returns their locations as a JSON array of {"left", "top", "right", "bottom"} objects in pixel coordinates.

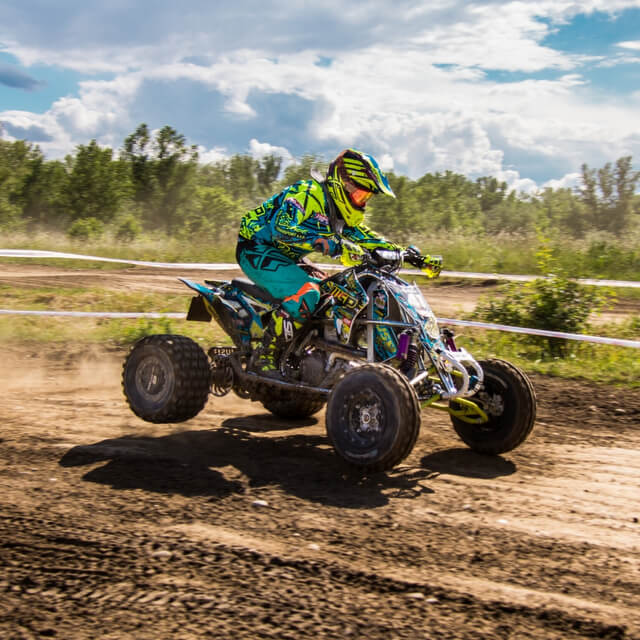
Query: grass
[
  {"left": 2, "top": 228, "right": 639, "bottom": 280},
  {"left": 0, "top": 229, "right": 239, "bottom": 267},
  {"left": 0, "top": 314, "right": 232, "bottom": 350},
  {"left": 0, "top": 281, "right": 232, "bottom": 349},
  {"left": 0, "top": 284, "right": 189, "bottom": 313}
]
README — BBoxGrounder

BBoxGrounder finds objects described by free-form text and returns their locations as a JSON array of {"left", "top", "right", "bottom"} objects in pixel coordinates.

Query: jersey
[{"left": 238, "top": 179, "right": 400, "bottom": 260}]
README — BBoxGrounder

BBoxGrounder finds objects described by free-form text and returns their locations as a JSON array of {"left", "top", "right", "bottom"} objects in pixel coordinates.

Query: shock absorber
[
  {"left": 400, "top": 346, "right": 419, "bottom": 375},
  {"left": 396, "top": 331, "right": 419, "bottom": 375}
]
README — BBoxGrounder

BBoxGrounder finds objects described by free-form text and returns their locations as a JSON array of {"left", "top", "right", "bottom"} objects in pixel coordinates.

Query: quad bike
[{"left": 122, "top": 247, "right": 536, "bottom": 472}]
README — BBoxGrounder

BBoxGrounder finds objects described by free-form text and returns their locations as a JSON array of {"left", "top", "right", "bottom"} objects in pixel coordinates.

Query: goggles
[{"left": 346, "top": 185, "right": 374, "bottom": 208}]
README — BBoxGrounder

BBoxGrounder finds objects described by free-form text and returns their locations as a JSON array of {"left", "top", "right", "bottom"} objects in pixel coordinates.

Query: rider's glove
[
  {"left": 339, "top": 239, "right": 366, "bottom": 267},
  {"left": 312, "top": 236, "right": 341, "bottom": 257},
  {"left": 404, "top": 245, "right": 443, "bottom": 278},
  {"left": 420, "top": 254, "right": 443, "bottom": 278},
  {"left": 371, "top": 247, "right": 402, "bottom": 268}
]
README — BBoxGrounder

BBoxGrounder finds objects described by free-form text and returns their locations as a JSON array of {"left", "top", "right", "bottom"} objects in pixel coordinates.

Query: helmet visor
[{"left": 347, "top": 186, "right": 373, "bottom": 208}]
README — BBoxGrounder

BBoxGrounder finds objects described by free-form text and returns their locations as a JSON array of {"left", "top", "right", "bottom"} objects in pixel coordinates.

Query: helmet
[{"left": 325, "top": 149, "right": 395, "bottom": 226}]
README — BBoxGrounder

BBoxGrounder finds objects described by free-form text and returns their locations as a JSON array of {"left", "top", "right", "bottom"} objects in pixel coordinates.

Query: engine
[{"left": 297, "top": 349, "right": 355, "bottom": 388}]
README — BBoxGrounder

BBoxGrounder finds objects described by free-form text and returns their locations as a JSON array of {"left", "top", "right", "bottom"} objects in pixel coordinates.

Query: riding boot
[{"left": 251, "top": 310, "right": 300, "bottom": 379}]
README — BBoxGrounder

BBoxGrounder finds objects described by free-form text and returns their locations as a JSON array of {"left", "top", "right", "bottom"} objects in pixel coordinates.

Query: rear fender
[
  {"left": 179, "top": 277, "right": 266, "bottom": 345},
  {"left": 179, "top": 277, "right": 220, "bottom": 299}
]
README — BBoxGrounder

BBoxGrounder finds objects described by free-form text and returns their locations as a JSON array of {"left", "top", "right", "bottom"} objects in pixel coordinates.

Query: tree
[
  {"left": 475, "top": 176, "right": 508, "bottom": 212},
  {"left": 19, "top": 154, "right": 68, "bottom": 228},
  {"left": 278, "top": 154, "right": 326, "bottom": 188},
  {"left": 613, "top": 156, "right": 639, "bottom": 231},
  {"left": 0, "top": 140, "right": 28, "bottom": 227},
  {"left": 121, "top": 124, "right": 198, "bottom": 231},
  {"left": 577, "top": 156, "right": 640, "bottom": 233},
  {"left": 414, "top": 170, "right": 483, "bottom": 232},
  {"left": 256, "top": 154, "right": 282, "bottom": 196},
  {"left": 183, "top": 185, "right": 244, "bottom": 241},
  {"left": 64, "top": 140, "right": 131, "bottom": 223},
  {"left": 535, "top": 187, "right": 585, "bottom": 237},
  {"left": 152, "top": 126, "right": 198, "bottom": 230},
  {"left": 367, "top": 173, "right": 422, "bottom": 242},
  {"left": 122, "top": 123, "right": 155, "bottom": 204},
  {"left": 225, "top": 154, "right": 258, "bottom": 204}
]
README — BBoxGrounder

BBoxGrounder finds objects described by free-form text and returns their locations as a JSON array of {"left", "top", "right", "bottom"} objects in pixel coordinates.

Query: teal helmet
[{"left": 325, "top": 149, "right": 395, "bottom": 226}]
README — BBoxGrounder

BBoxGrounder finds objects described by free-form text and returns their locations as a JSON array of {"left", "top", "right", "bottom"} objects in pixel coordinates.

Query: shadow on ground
[
  {"left": 420, "top": 448, "right": 516, "bottom": 478},
  {"left": 59, "top": 414, "right": 437, "bottom": 508}
]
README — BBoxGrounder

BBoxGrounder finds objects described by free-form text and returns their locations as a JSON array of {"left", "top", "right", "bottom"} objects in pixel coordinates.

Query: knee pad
[{"left": 282, "top": 282, "right": 321, "bottom": 321}]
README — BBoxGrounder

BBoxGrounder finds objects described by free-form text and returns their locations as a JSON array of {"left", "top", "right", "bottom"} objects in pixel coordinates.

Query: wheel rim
[
  {"left": 472, "top": 374, "right": 509, "bottom": 432},
  {"left": 135, "top": 355, "right": 172, "bottom": 403},
  {"left": 345, "top": 389, "right": 386, "bottom": 451}
]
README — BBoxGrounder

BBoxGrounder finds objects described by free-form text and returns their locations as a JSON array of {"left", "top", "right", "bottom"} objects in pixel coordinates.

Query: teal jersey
[{"left": 239, "top": 179, "right": 400, "bottom": 260}]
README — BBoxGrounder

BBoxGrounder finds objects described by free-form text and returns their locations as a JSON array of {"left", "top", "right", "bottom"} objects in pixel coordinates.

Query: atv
[{"left": 122, "top": 248, "right": 536, "bottom": 472}]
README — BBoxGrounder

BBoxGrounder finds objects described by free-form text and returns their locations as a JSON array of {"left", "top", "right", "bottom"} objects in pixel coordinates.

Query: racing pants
[{"left": 236, "top": 241, "right": 321, "bottom": 322}]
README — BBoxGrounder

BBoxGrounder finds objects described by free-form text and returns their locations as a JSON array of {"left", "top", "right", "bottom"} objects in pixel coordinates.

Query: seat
[{"left": 230, "top": 278, "right": 281, "bottom": 305}]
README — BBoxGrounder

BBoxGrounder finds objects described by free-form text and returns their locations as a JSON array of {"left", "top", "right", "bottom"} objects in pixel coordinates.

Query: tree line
[{"left": 1, "top": 123, "right": 639, "bottom": 243}]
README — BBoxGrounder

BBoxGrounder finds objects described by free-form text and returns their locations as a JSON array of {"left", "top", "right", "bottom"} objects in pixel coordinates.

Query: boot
[
  {"left": 252, "top": 326, "right": 281, "bottom": 378},
  {"left": 251, "top": 310, "right": 299, "bottom": 379}
]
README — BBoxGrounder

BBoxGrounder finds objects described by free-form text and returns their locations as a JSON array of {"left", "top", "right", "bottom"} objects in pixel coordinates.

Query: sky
[{"left": 1, "top": 0, "right": 640, "bottom": 193}]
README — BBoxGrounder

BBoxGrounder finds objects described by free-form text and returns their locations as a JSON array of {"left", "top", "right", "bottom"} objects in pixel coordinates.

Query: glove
[
  {"left": 312, "top": 236, "right": 341, "bottom": 257},
  {"left": 420, "top": 254, "right": 443, "bottom": 278},
  {"left": 339, "top": 239, "right": 365, "bottom": 267},
  {"left": 404, "top": 245, "right": 442, "bottom": 278}
]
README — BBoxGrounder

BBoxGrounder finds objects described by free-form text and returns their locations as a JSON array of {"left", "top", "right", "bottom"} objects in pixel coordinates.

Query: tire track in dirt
[{"left": 0, "top": 512, "right": 634, "bottom": 640}]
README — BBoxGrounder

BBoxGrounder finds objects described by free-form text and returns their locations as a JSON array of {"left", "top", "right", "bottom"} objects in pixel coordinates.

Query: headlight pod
[{"left": 423, "top": 314, "right": 440, "bottom": 341}]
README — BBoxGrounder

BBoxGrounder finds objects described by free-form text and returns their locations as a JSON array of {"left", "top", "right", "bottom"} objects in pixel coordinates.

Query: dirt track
[
  {"left": 1, "top": 265, "right": 640, "bottom": 639},
  {"left": 0, "top": 342, "right": 639, "bottom": 639}
]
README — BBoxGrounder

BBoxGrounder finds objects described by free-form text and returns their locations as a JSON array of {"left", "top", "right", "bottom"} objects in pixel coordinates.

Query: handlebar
[{"left": 360, "top": 247, "right": 443, "bottom": 278}]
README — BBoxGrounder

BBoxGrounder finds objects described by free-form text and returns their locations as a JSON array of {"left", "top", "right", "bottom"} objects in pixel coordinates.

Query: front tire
[
  {"left": 325, "top": 364, "right": 421, "bottom": 472},
  {"left": 122, "top": 334, "right": 210, "bottom": 423},
  {"left": 450, "top": 358, "right": 536, "bottom": 454}
]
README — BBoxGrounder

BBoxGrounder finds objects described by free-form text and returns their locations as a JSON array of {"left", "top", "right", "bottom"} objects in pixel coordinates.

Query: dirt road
[{"left": 0, "top": 340, "right": 639, "bottom": 639}]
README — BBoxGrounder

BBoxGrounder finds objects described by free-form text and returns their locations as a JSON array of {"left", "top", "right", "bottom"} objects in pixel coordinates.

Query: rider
[{"left": 236, "top": 148, "right": 442, "bottom": 378}]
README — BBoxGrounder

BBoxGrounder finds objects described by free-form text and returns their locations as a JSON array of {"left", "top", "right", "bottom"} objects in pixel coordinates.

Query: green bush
[
  {"left": 476, "top": 239, "right": 610, "bottom": 356},
  {"left": 67, "top": 217, "right": 105, "bottom": 240},
  {"left": 115, "top": 215, "right": 142, "bottom": 241}
]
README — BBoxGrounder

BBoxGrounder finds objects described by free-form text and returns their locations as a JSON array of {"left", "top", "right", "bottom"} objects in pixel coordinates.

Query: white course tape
[
  {"left": 0, "top": 249, "right": 237, "bottom": 271},
  {"left": 1, "top": 249, "right": 639, "bottom": 288},
  {"left": 0, "top": 309, "right": 637, "bottom": 348},
  {"left": 437, "top": 318, "right": 640, "bottom": 349},
  {"left": 0, "top": 310, "right": 184, "bottom": 319}
]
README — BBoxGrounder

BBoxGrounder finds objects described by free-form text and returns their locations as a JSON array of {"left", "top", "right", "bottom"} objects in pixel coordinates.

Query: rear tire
[
  {"left": 326, "top": 364, "right": 421, "bottom": 472},
  {"left": 450, "top": 358, "right": 536, "bottom": 454},
  {"left": 122, "top": 334, "right": 210, "bottom": 423},
  {"left": 261, "top": 395, "right": 325, "bottom": 420}
]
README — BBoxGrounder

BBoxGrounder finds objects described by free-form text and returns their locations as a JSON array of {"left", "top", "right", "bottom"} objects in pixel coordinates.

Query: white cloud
[
  {"left": 196, "top": 145, "right": 229, "bottom": 165},
  {"left": 248, "top": 139, "right": 295, "bottom": 166},
  {"left": 496, "top": 169, "right": 538, "bottom": 195},
  {"left": 616, "top": 40, "right": 640, "bottom": 50},
  {"left": 2, "top": 0, "right": 640, "bottom": 189},
  {"left": 542, "top": 172, "right": 582, "bottom": 191},
  {"left": 378, "top": 153, "right": 395, "bottom": 172}
]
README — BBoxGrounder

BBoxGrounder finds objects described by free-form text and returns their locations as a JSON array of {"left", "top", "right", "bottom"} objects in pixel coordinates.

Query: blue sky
[{"left": 1, "top": 1, "right": 640, "bottom": 192}]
